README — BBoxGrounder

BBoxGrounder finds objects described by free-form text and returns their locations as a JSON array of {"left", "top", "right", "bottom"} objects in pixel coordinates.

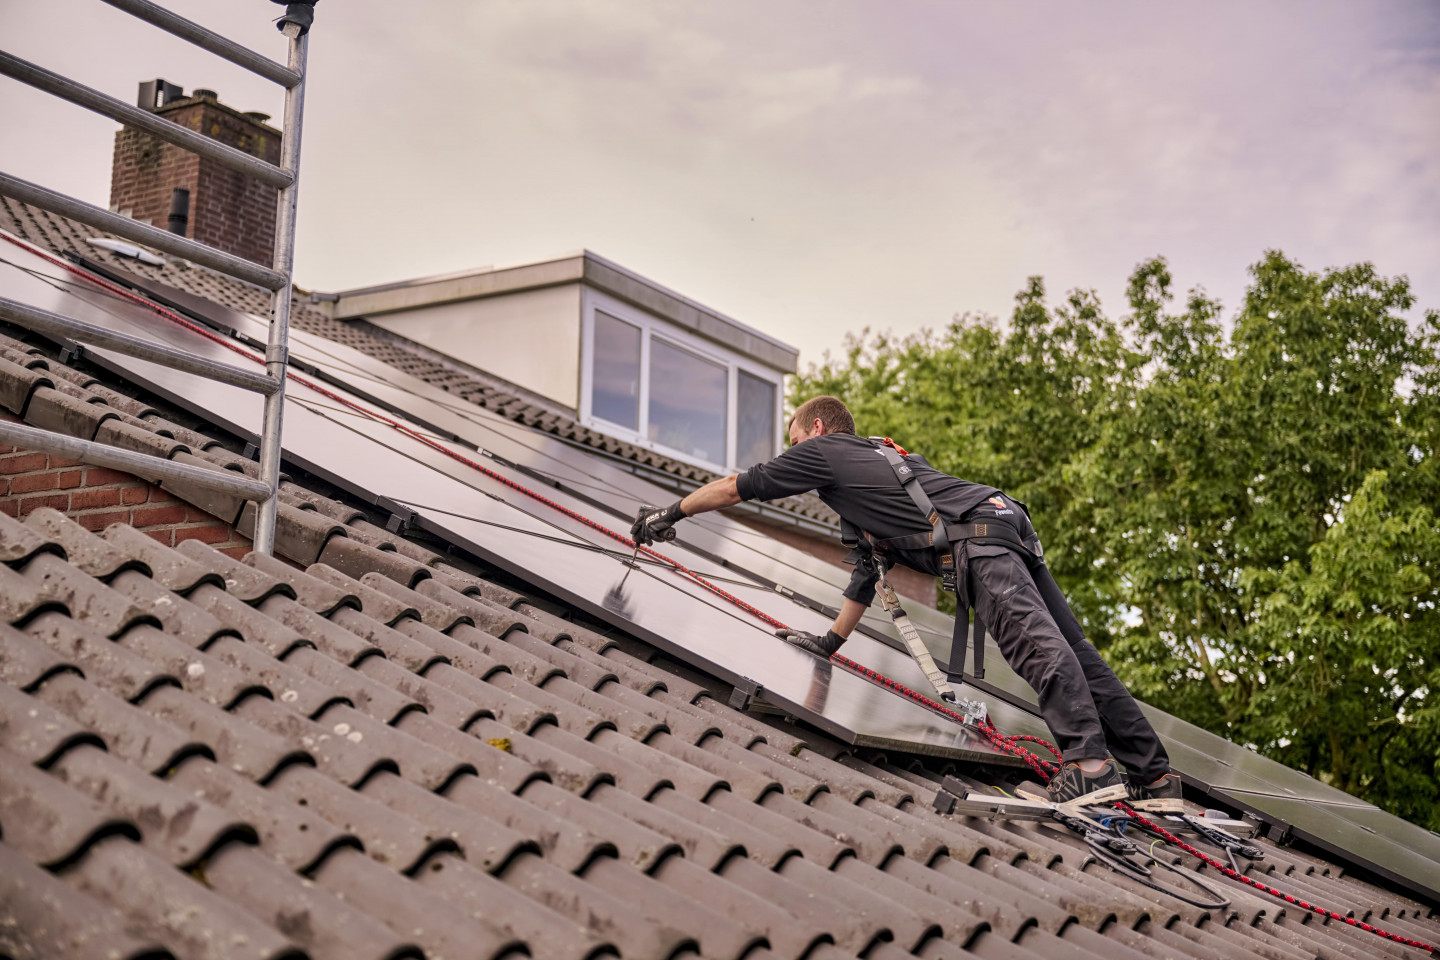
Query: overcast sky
[{"left": 3, "top": 1, "right": 1437, "bottom": 369}]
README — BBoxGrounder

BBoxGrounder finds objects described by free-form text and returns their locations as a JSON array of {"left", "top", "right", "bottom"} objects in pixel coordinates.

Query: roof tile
[
  {"left": 317, "top": 535, "right": 432, "bottom": 586},
  {"left": 267, "top": 765, "right": 456, "bottom": 873},
  {"left": 176, "top": 539, "right": 297, "bottom": 604},
  {"left": 0, "top": 510, "right": 63, "bottom": 568},
  {"left": 25, "top": 612, "right": 172, "bottom": 703},
  {"left": 167, "top": 757, "right": 360, "bottom": 874},
  {"left": 56, "top": 834, "right": 298, "bottom": 960},
  {"left": 30, "top": 672, "right": 208, "bottom": 774},
  {"left": 102, "top": 523, "right": 224, "bottom": 594},
  {"left": 48, "top": 743, "right": 251, "bottom": 868},
  {"left": 0, "top": 839, "right": 172, "bottom": 960},
  {"left": 0, "top": 744, "right": 139, "bottom": 868},
  {"left": 202, "top": 841, "right": 422, "bottom": 960},
  {"left": 310, "top": 846, "right": 527, "bottom": 960}
]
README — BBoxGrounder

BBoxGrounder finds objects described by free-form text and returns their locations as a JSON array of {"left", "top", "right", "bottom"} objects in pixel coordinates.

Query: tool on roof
[
  {"left": 1180, "top": 812, "right": 1264, "bottom": 872},
  {"left": 931, "top": 782, "right": 1231, "bottom": 911}
]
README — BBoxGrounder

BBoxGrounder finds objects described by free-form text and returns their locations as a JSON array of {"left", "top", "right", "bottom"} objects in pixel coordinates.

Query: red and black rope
[{"left": 1116, "top": 802, "right": 1434, "bottom": 954}]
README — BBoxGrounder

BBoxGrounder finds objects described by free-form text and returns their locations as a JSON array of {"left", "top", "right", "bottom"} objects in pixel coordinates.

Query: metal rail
[
  {"left": 0, "top": 52, "right": 293, "bottom": 189},
  {"left": 1, "top": 2, "right": 316, "bottom": 556},
  {"left": 0, "top": 297, "right": 280, "bottom": 396},
  {"left": 252, "top": 22, "right": 309, "bottom": 554},
  {"left": 99, "top": 0, "right": 300, "bottom": 87},
  {"left": 0, "top": 173, "right": 286, "bottom": 290},
  {"left": 0, "top": 421, "right": 271, "bottom": 500}
]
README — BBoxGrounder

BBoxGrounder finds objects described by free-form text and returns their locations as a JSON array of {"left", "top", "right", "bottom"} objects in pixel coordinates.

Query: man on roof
[{"left": 632, "top": 395, "right": 1181, "bottom": 811}]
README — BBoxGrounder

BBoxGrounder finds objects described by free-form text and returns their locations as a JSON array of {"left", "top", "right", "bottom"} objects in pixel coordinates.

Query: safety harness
[{"left": 842, "top": 438, "right": 1046, "bottom": 690}]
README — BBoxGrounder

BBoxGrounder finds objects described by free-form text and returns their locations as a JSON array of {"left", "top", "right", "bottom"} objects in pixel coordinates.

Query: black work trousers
[{"left": 961, "top": 509, "right": 1170, "bottom": 782}]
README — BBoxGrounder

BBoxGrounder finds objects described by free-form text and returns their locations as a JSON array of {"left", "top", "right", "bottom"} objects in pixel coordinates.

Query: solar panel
[
  {"left": 0, "top": 245, "right": 1021, "bottom": 765},
  {"left": 1209, "top": 792, "right": 1440, "bottom": 903}
]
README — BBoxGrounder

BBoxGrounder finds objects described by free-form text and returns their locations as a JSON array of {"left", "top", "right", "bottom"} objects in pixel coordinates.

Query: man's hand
[
  {"left": 775, "top": 628, "right": 846, "bottom": 658},
  {"left": 631, "top": 501, "right": 685, "bottom": 546}
]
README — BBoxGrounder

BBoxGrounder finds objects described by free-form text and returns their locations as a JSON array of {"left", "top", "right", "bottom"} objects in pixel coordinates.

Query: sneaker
[
  {"left": 1044, "top": 759, "right": 1129, "bottom": 806},
  {"left": 1127, "top": 772, "right": 1184, "bottom": 814}
]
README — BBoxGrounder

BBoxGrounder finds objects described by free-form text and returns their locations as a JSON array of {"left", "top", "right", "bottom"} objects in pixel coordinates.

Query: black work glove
[
  {"left": 631, "top": 501, "right": 685, "bottom": 546},
  {"left": 775, "top": 628, "right": 845, "bottom": 658}
]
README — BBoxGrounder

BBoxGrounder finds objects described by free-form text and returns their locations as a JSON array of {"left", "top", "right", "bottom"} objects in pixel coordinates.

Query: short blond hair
[{"left": 789, "top": 396, "right": 855, "bottom": 436}]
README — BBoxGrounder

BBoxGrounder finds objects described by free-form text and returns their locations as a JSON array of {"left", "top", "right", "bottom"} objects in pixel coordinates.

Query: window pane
[
  {"left": 736, "top": 371, "right": 776, "bottom": 469},
  {"left": 591, "top": 311, "right": 641, "bottom": 429},
  {"left": 648, "top": 338, "right": 727, "bottom": 463}
]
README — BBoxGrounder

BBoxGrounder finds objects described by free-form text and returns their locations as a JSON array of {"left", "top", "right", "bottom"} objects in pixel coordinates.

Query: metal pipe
[
  {"left": 167, "top": 188, "right": 189, "bottom": 236},
  {"left": 98, "top": 0, "right": 300, "bottom": 88},
  {"left": 0, "top": 52, "right": 294, "bottom": 189},
  {"left": 0, "top": 420, "right": 270, "bottom": 500},
  {"left": 252, "top": 24, "right": 309, "bottom": 555},
  {"left": 0, "top": 296, "right": 280, "bottom": 396},
  {"left": 0, "top": 172, "right": 286, "bottom": 291}
]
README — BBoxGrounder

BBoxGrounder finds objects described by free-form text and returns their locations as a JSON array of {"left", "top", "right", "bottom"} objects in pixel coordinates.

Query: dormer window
[{"left": 582, "top": 290, "right": 785, "bottom": 472}]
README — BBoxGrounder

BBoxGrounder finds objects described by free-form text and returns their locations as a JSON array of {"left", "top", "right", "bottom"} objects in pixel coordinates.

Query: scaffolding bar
[
  {"left": 99, "top": 0, "right": 300, "bottom": 88},
  {"left": 252, "top": 24, "right": 308, "bottom": 554},
  {"left": 0, "top": 420, "right": 270, "bottom": 500},
  {"left": 0, "top": 296, "right": 280, "bottom": 396},
  {"left": 0, "top": 52, "right": 293, "bottom": 190},
  {"left": 0, "top": 173, "right": 286, "bottom": 290}
]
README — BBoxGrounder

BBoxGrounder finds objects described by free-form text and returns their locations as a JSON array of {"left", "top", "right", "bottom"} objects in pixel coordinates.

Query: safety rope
[
  {"left": 1115, "top": 802, "right": 1435, "bottom": 954},
  {"left": 1, "top": 232, "right": 1066, "bottom": 780}
]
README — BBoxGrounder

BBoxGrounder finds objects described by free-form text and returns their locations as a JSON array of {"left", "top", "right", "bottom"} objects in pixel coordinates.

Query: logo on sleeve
[{"left": 987, "top": 495, "right": 1015, "bottom": 516}]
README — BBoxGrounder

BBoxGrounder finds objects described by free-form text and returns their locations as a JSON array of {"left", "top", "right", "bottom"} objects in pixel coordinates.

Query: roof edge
[{"left": 330, "top": 251, "right": 799, "bottom": 374}]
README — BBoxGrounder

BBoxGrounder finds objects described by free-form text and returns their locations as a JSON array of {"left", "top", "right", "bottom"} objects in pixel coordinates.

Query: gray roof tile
[
  {"left": 56, "top": 834, "right": 299, "bottom": 960},
  {"left": 103, "top": 523, "right": 226, "bottom": 594},
  {"left": 201, "top": 841, "right": 422, "bottom": 960},
  {"left": 0, "top": 744, "right": 140, "bottom": 867},
  {"left": 0, "top": 510, "right": 64, "bottom": 567},
  {"left": 29, "top": 672, "right": 209, "bottom": 774},
  {"left": 310, "top": 846, "right": 527, "bottom": 960},
  {"left": 167, "top": 757, "right": 361, "bottom": 874},
  {"left": 6, "top": 553, "right": 158, "bottom": 637},
  {"left": 177, "top": 540, "right": 296, "bottom": 604},
  {"left": 25, "top": 612, "right": 173, "bottom": 703},
  {"left": 0, "top": 838, "right": 174, "bottom": 960},
  {"left": 48, "top": 743, "right": 251, "bottom": 868},
  {"left": 247, "top": 553, "right": 359, "bottom": 616}
]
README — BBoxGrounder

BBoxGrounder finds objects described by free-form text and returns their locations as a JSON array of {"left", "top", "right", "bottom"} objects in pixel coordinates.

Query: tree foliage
[{"left": 792, "top": 253, "right": 1440, "bottom": 828}]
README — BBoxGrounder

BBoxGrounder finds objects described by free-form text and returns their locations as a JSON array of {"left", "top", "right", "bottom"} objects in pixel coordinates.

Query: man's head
[{"left": 787, "top": 396, "right": 856, "bottom": 446}]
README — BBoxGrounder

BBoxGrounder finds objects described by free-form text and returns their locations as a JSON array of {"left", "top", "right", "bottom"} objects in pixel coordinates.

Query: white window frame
[{"left": 579, "top": 289, "right": 784, "bottom": 473}]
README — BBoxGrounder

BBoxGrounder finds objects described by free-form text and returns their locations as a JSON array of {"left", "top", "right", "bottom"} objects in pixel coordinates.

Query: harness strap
[
  {"left": 864, "top": 439, "right": 989, "bottom": 685},
  {"left": 871, "top": 440, "right": 956, "bottom": 591}
]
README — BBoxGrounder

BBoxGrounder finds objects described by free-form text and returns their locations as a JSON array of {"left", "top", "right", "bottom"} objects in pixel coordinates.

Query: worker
[{"left": 632, "top": 395, "right": 1181, "bottom": 811}]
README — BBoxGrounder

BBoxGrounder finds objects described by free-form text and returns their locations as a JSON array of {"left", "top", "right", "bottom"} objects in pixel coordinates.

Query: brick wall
[
  {"left": 0, "top": 416, "right": 251, "bottom": 558},
  {"left": 110, "top": 94, "right": 281, "bottom": 266}
]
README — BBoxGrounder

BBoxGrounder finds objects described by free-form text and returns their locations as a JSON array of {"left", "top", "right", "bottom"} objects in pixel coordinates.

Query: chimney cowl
[
  {"left": 137, "top": 79, "right": 183, "bottom": 111},
  {"left": 192, "top": 88, "right": 219, "bottom": 101},
  {"left": 244, "top": 111, "right": 272, "bottom": 124}
]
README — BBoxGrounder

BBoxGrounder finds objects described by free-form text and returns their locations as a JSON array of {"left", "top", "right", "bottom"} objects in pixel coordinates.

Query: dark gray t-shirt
[{"left": 736, "top": 433, "right": 1003, "bottom": 604}]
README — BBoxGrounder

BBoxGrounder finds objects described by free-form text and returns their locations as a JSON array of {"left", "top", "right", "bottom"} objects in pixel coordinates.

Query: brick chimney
[{"left": 110, "top": 81, "right": 281, "bottom": 266}]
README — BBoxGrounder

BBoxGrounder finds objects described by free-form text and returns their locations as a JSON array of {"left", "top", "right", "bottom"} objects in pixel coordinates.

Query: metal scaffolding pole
[{"left": 252, "top": 22, "right": 309, "bottom": 555}]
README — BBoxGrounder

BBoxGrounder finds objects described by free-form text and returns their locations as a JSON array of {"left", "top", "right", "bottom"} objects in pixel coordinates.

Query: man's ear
[{"left": 812, "top": 417, "right": 826, "bottom": 437}]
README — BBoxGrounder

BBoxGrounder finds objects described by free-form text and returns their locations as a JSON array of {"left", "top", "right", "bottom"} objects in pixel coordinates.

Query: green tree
[{"left": 792, "top": 253, "right": 1440, "bottom": 827}]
